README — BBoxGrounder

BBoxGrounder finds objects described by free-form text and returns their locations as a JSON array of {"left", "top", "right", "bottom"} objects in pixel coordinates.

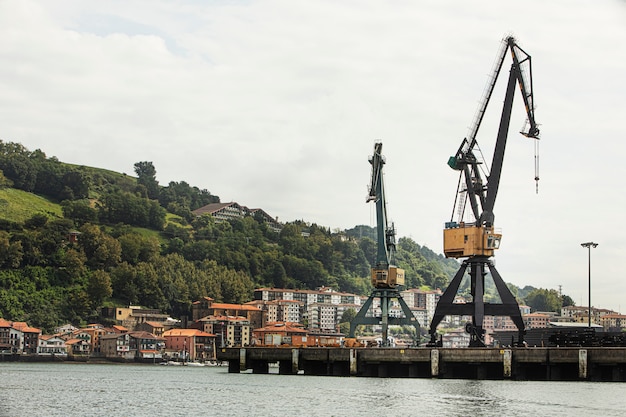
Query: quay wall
[{"left": 217, "top": 347, "right": 626, "bottom": 382}]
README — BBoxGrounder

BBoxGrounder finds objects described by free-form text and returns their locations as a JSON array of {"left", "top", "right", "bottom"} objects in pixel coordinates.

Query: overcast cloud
[{"left": 1, "top": 0, "right": 625, "bottom": 311}]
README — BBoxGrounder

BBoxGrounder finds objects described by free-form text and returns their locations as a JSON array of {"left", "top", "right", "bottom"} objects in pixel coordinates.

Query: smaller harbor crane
[
  {"left": 429, "top": 36, "right": 540, "bottom": 347},
  {"left": 347, "top": 143, "right": 420, "bottom": 347}
]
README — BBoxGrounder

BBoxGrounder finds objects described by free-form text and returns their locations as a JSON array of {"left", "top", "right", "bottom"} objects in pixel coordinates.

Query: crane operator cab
[
  {"left": 371, "top": 266, "right": 405, "bottom": 288},
  {"left": 443, "top": 222, "right": 501, "bottom": 259}
]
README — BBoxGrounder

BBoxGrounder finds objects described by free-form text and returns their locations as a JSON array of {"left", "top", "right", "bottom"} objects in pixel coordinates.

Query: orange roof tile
[
  {"left": 65, "top": 338, "right": 87, "bottom": 345},
  {"left": 254, "top": 322, "right": 307, "bottom": 333},
  {"left": 163, "top": 329, "right": 215, "bottom": 338},
  {"left": 210, "top": 303, "right": 260, "bottom": 311}
]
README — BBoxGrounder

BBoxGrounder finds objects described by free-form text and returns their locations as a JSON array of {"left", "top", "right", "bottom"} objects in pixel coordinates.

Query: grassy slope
[
  {"left": 0, "top": 187, "right": 63, "bottom": 223},
  {"left": 0, "top": 186, "right": 182, "bottom": 242}
]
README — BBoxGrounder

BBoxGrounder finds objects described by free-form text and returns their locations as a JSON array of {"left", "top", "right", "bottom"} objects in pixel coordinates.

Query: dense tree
[
  {"left": 78, "top": 223, "right": 122, "bottom": 269},
  {"left": 159, "top": 180, "right": 219, "bottom": 212},
  {"left": 134, "top": 161, "right": 160, "bottom": 200},
  {"left": 524, "top": 288, "right": 563, "bottom": 313},
  {"left": 97, "top": 190, "right": 166, "bottom": 229},
  {"left": 86, "top": 269, "right": 112, "bottom": 309},
  {"left": 0, "top": 231, "right": 23, "bottom": 268},
  {"left": 61, "top": 199, "right": 98, "bottom": 225},
  {"left": 0, "top": 169, "right": 12, "bottom": 188},
  {"left": 338, "top": 307, "right": 358, "bottom": 335}
]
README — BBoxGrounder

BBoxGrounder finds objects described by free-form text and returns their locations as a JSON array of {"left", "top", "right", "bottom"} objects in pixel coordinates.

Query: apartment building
[
  {"left": 194, "top": 315, "right": 251, "bottom": 348},
  {"left": 0, "top": 319, "right": 41, "bottom": 354},
  {"left": 192, "top": 202, "right": 282, "bottom": 233},
  {"left": 192, "top": 297, "right": 264, "bottom": 329},
  {"left": 162, "top": 328, "right": 216, "bottom": 360}
]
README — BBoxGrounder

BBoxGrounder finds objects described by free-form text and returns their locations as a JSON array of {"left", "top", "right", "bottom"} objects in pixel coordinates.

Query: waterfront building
[
  {"left": 561, "top": 305, "right": 618, "bottom": 325},
  {"left": 441, "top": 329, "right": 471, "bottom": 348},
  {"left": 524, "top": 313, "right": 551, "bottom": 329},
  {"left": 102, "top": 306, "right": 172, "bottom": 329},
  {"left": 401, "top": 288, "right": 443, "bottom": 325},
  {"left": 77, "top": 324, "right": 108, "bottom": 356},
  {"left": 194, "top": 315, "right": 251, "bottom": 347},
  {"left": 163, "top": 328, "right": 216, "bottom": 361},
  {"left": 252, "top": 322, "right": 309, "bottom": 347},
  {"left": 253, "top": 287, "right": 363, "bottom": 330},
  {"left": 0, "top": 319, "right": 41, "bottom": 354},
  {"left": 600, "top": 314, "right": 626, "bottom": 331},
  {"left": 135, "top": 321, "right": 166, "bottom": 337},
  {"left": 64, "top": 338, "right": 91, "bottom": 357},
  {"left": 54, "top": 323, "right": 77, "bottom": 335},
  {"left": 246, "top": 299, "right": 303, "bottom": 324},
  {"left": 37, "top": 335, "right": 67, "bottom": 356},
  {"left": 100, "top": 331, "right": 165, "bottom": 361},
  {"left": 192, "top": 297, "right": 264, "bottom": 329}
]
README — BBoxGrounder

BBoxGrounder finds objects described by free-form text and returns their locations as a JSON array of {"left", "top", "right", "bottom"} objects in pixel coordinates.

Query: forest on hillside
[{"left": 0, "top": 141, "right": 571, "bottom": 332}]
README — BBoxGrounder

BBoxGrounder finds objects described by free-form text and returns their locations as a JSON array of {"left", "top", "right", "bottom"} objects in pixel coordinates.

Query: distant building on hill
[{"left": 192, "top": 202, "right": 282, "bottom": 232}]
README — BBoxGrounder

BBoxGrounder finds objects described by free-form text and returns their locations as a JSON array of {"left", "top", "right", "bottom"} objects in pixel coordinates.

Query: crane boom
[
  {"left": 446, "top": 36, "right": 540, "bottom": 252},
  {"left": 368, "top": 142, "right": 404, "bottom": 288}
]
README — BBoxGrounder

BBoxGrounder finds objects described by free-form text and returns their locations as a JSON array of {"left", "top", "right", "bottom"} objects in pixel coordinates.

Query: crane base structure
[
  {"left": 348, "top": 288, "right": 421, "bottom": 347},
  {"left": 428, "top": 256, "right": 525, "bottom": 347}
]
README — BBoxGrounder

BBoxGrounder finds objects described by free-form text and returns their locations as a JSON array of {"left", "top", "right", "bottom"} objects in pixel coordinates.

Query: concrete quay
[{"left": 217, "top": 347, "right": 626, "bottom": 381}]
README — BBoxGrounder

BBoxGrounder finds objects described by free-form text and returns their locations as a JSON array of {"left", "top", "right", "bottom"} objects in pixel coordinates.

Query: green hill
[{"left": 0, "top": 187, "right": 62, "bottom": 223}]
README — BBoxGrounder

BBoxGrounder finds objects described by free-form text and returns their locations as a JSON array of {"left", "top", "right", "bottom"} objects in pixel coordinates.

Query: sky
[{"left": 0, "top": 0, "right": 625, "bottom": 312}]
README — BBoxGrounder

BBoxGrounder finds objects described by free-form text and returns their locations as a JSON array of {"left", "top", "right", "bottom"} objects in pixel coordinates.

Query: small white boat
[{"left": 185, "top": 361, "right": 205, "bottom": 367}]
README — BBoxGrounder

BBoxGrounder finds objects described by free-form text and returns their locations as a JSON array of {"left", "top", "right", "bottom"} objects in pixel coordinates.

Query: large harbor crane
[
  {"left": 428, "top": 36, "right": 540, "bottom": 347},
  {"left": 348, "top": 143, "right": 420, "bottom": 346}
]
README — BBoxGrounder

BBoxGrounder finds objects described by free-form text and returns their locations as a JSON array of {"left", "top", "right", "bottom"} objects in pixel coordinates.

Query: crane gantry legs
[
  {"left": 349, "top": 288, "right": 420, "bottom": 347},
  {"left": 428, "top": 256, "right": 525, "bottom": 347}
]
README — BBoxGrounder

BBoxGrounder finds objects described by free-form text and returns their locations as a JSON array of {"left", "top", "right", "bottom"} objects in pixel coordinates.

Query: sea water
[{"left": 1, "top": 362, "right": 624, "bottom": 417}]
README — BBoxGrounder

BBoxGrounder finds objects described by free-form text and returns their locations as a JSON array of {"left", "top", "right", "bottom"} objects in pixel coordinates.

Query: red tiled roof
[
  {"left": 199, "top": 315, "right": 249, "bottom": 322},
  {"left": 254, "top": 322, "right": 307, "bottom": 333},
  {"left": 192, "top": 202, "right": 239, "bottom": 216},
  {"left": 210, "top": 303, "right": 261, "bottom": 311},
  {"left": 163, "top": 329, "right": 215, "bottom": 338},
  {"left": 192, "top": 296, "right": 215, "bottom": 305},
  {"left": 65, "top": 338, "right": 86, "bottom": 345}
]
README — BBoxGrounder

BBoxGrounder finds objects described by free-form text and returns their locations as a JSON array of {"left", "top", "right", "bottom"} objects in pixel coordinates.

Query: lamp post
[{"left": 581, "top": 242, "right": 598, "bottom": 327}]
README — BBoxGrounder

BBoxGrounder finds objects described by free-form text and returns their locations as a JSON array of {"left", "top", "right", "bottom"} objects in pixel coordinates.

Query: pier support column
[
  {"left": 431, "top": 349, "right": 439, "bottom": 377},
  {"left": 502, "top": 349, "right": 512, "bottom": 378},
  {"left": 579, "top": 349, "right": 588, "bottom": 379},
  {"left": 239, "top": 348, "right": 246, "bottom": 372},
  {"left": 292, "top": 348, "right": 299, "bottom": 374},
  {"left": 349, "top": 349, "right": 358, "bottom": 376}
]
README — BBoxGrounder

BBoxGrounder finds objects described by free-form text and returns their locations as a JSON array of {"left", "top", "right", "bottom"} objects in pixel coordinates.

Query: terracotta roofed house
[{"left": 163, "top": 328, "right": 216, "bottom": 361}]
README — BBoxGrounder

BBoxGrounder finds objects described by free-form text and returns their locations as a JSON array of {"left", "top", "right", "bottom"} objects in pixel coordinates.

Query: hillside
[
  {"left": 0, "top": 187, "right": 62, "bottom": 223},
  {"left": 0, "top": 140, "right": 559, "bottom": 332}
]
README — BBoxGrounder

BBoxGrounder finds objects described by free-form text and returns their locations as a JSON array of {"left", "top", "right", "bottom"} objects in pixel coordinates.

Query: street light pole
[{"left": 581, "top": 242, "right": 598, "bottom": 328}]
